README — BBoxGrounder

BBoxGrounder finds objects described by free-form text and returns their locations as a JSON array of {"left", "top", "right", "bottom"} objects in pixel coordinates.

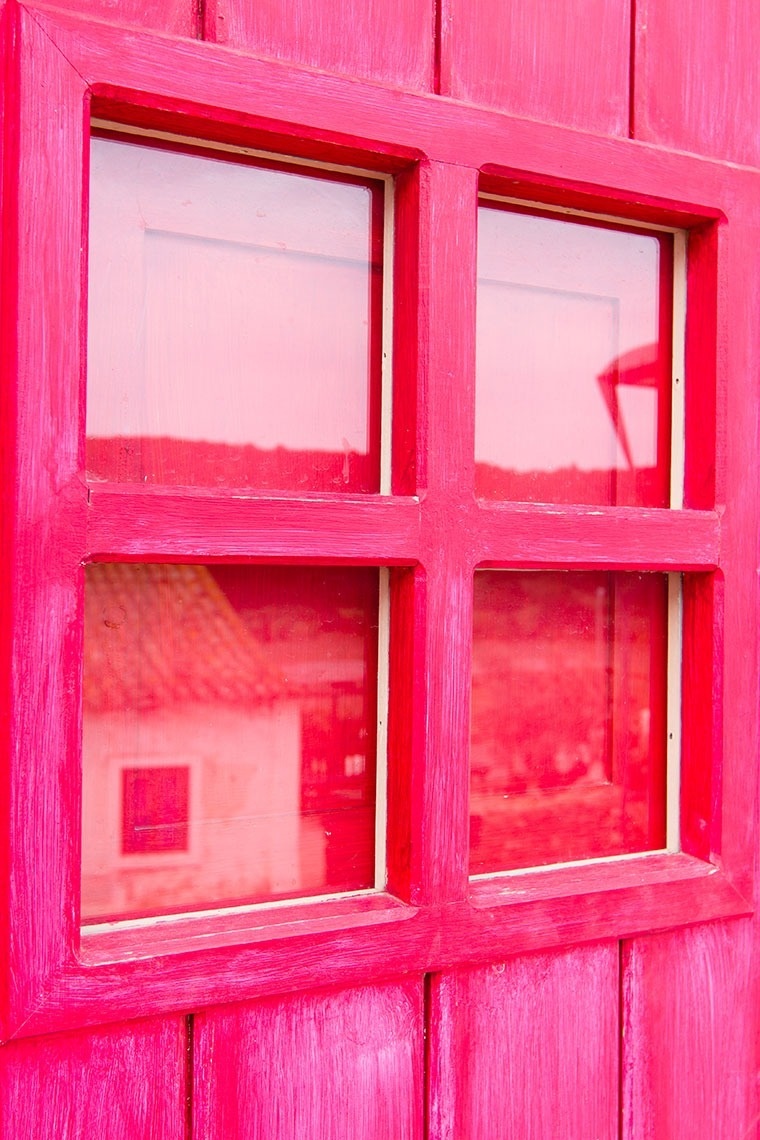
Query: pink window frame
[{"left": 0, "top": 0, "right": 756, "bottom": 1041}]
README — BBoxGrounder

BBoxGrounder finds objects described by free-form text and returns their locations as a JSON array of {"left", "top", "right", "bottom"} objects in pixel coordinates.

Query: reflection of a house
[{"left": 82, "top": 562, "right": 374, "bottom": 923}]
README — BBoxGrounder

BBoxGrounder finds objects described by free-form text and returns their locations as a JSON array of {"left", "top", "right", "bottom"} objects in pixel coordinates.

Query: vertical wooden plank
[
  {"left": 622, "top": 920, "right": 758, "bottom": 1139},
  {"left": 0, "top": 1017, "right": 186, "bottom": 1139},
  {"left": 204, "top": 0, "right": 434, "bottom": 92},
  {"left": 48, "top": 0, "right": 197, "bottom": 38},
  {"left": 440, "top": 0, "right": 631, "bottom": 136},
  {"left": 0, "top": 0, "right": 10, "bottom": 1041},
  {"left": 193, "top": 980, "right": 423, "bottom": 1140},
  {"left": 429, "top": 944, "right": 619, "bottom": 1139},
  {"left": 634, "top": 0, "right": 760, "bottom": 167}
]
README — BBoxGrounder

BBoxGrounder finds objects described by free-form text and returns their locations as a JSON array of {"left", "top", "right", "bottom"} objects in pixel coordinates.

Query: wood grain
[
  {"left": 440, "top": 0, "right": 631, "bottom": 136},
  {"left": 2, "top": 19, "right": 759, "bottom": 1123},
  {"left": 708, "top": 206, "right": 760, "bottom": 903},
  {"left": 54, "top": 0, "right": 197, "bottom": 38},
  {"left": 193, "top": 980, "right": 423, "bottom": 1139},
  {"left": 1, "top": 4, "right": 88, "bottom": 1040},
  {"left": 622, "top": 919, "right": 758, "bottom": 1138},
  {"left": 397, "top": 162, "right": 477, "bottom": 906},
  {"left": 634, "top": 0, "right": 760, "bottom": 167},
  {"left": 9, "top": 858, "right": 739, "bottom": 1039},
  {"left": 0, "top": 1017, "right": 186, "bottom": 1139},
  {"left": 204, "top": 0, "right": 433, "bottom": 92},
  {"left": 429, "top": 943, "right": 619, "bottom": 1139},
  {"left": 87, "top": 487, "right": 422, "bottom": 562},
  {"left": 43, "top": 8, "right": 744, "bottom": 210}
]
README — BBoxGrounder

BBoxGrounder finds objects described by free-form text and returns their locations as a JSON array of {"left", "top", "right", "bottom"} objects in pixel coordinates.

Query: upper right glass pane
[{"left": 476, "top": 205, "right": 673, "bottom": 506}]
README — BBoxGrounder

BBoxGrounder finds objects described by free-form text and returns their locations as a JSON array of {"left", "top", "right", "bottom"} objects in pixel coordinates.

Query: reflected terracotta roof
[{"left": 84, "top": 563, "right": 284, "bottom": 713}]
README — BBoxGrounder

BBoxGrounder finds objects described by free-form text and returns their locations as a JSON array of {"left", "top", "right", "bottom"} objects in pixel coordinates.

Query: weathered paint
[{"left": 1, "top": 0, "right": 758, "bottom": 1135}]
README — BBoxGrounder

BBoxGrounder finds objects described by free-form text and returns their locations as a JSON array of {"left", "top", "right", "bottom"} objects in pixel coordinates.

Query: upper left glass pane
[{"left": 87, "top": 134, "right": 384, "bottom": 492}]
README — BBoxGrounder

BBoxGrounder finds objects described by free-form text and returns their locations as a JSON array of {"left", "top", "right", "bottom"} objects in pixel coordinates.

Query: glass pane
[
  {"left": 82, "top": 563, "right": 379, "bottom": 922},
  {"left": 470, "top": 570, "right": 668, "bottom": 873},
  {"left": 87, "top": 136, "right": 383, "bottom": 492},
  {"left": 476, "top": 206, "right": 672, "bottom": 506}
]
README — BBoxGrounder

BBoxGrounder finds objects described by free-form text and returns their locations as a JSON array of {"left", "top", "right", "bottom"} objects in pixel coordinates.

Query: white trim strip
[
  {"left": 91, "top": 117, "right": 393, "bottom": 182},
  {"left": 479, "top": 191, "right": 681, "bottom": 233},
  {"left": 666, "top": 573, "right": 684, "bottom": 852},
  {"left": 375, "top": 568, "right": 391, "bottom": 889}
]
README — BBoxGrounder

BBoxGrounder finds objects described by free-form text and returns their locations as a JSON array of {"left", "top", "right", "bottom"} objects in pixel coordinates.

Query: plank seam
[
  {"left": 617, "top": 940, "right": 625, "bottom": 1140},
  {"left": 423, "top": 972, "right": 433, "bottom": 1140},
  {"left": 628, "top": 0, "right": 637, "bottom": 139},
  {"left": 432, "top": 0, "right": 442, "bottom": 95},
  {"left": 185, "top": 1013, "right": 194, "bottom": 1140}
]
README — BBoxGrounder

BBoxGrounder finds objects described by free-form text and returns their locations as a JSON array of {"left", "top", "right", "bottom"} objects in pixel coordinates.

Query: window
[
  {"left": 82, "top": 129, "right": 390, "bottom": 923},
  {"left": 82, "top": 562, "right": 380, "bottom": 921},
  {"left": 3, "top": 9, "right": 748, "bottom": 1040},
  {"left": 470, "top": 569, "right": 669, "bottom": 873},
  {"left": 469, "top": 200, "right": 678, "bottom": 874},
  {"left": 83, "top": 133, "right": 680, "bottom": 916},
  {"left": 121, "top": 765, "right": 190, "bottom": 855},
  {"left": 86, "top": 130, "right": 385, "bottom": 493},
  {"left": 475, "top": 202, "right": 673, "bottom": 508}
]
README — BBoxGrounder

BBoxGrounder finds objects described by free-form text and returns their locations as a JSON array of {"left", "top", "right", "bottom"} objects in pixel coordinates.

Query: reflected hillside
[
  {"left": 87, "top": 436, "right": 377, "bottom": 493},
  {"left": 88, "top": 435, "right": 664, "bottom": 505}
]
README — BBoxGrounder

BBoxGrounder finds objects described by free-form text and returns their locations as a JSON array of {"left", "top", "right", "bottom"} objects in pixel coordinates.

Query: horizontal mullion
[
  {"left": 468, "top": 502, "right": 721, "bottom": 570},
  {"left": 86, "top": 488, "right": 720, "bottom": 568},
  {"left": 86, "top": 486, "right": 422, "bottom": 562}
]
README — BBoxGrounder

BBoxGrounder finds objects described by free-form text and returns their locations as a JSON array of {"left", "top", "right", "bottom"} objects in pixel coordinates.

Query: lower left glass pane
[{"left": 81, "top": 563, "right": 379, "bottom": 923}]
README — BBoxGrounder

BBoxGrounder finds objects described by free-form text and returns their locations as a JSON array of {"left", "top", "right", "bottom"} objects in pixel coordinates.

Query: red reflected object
[
  {"left": 470, "top": 570, "right": 668, "bottom": 873},
  {"left": 121, "top": 766, "right": 190, "bottom": 854},
  {"left": 475, "top": 206, "right": 672, "bottom": 506},
  {"left": 86, "top": 136, "right": 383, "bottom": 493},
  {"left": 82, "top": 563, "right": 379, "bottom": 922}
]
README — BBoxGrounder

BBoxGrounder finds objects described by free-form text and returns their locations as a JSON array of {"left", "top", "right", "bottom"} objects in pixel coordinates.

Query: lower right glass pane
[{"left": 470, "top": 569, "right": 668, "bottom": 874}]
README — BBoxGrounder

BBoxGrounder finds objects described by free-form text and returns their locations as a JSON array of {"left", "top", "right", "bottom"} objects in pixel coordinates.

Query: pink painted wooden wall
[{"left": 1, "top": 0, "right": 759, "bottom": 1137}]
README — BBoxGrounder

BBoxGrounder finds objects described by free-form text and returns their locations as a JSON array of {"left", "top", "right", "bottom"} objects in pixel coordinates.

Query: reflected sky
[
  {"left": 476, "top": 206, "right": 672, "bottom": 506},
  {"left": 87, "top": 136, "right": 382, "bottom": 492}
]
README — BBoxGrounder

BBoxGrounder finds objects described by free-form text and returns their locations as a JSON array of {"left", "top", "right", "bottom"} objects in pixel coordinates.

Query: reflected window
[
  {"left": 87, "top": 135, "right": 384, "bottom": 492},
  {"left": 122, "top": 765, "right": 190, "bottom": 854},
  {"left": 470, "top": 570, "right": 668, "bottom": 873},
  {"left": 81, "top": 563, "right": 379, "bottom": 922},
  {"left": 476, "top": 205, "right": 673, "bottom": 506}
]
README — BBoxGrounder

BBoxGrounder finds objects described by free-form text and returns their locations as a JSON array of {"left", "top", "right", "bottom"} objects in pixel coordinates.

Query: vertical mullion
[
  {"left": 416, "top": 552, "right": 474, "bottom": 905},
  {"left": 387, "top": 160, "right": 478, "bottom": 907},
  {"left": 422, "top": 162, "right": 478, "bottom": 904},
  {"left": 423, "top": 162, "right": 478, "bottom": 498}
]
